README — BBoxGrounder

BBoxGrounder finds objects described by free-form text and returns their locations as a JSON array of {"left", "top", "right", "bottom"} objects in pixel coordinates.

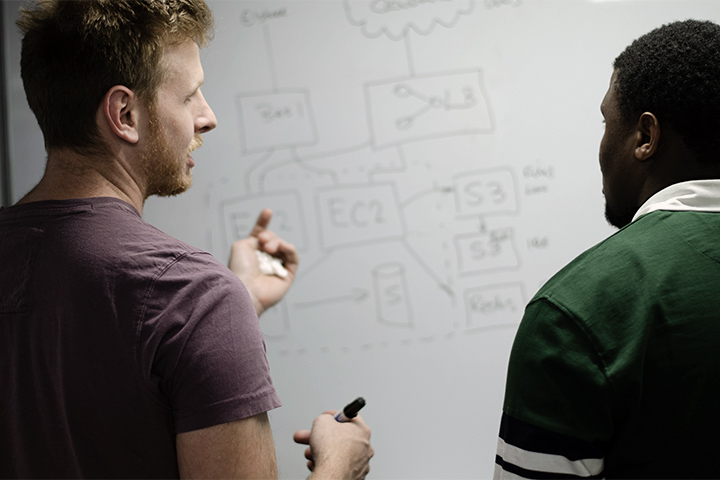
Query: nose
[{"left": 196, "top": 90, "right": 217, "bottom": 134}]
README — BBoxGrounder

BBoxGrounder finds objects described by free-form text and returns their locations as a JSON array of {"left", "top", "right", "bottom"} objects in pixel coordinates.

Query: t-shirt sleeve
[
  {"left": 498, "top": 297, "right": 614, "bottom": 476},
  {"left": 137, "top": 252, "right": 281, "bottom": 433},
  {"left": 495, "top": 412, "right": 605, "bottom": 479}
]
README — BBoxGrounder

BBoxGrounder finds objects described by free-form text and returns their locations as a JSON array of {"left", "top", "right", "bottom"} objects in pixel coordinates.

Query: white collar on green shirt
[{"left": 633, "top": 179, "right": 720, "bottom": 222}]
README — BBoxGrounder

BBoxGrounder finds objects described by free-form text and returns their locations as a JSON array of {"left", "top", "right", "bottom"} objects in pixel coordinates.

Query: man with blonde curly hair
[{"left": 0, "top": 1, "right": 373, "bottom": 478}]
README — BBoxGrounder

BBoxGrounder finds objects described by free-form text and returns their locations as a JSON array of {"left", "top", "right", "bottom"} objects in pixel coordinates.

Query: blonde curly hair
[{"left": 17, "top": 0, "right": 213, "bottom": 155}]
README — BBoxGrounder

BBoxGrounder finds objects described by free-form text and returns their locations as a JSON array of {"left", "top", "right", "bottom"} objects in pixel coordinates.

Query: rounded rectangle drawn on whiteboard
[
  {"left": 453, "top": 167, "right": 518, "bottom": 217},
  {"left": 236, "top": 90, "right": 319, "bottom": 153},
  {"left": 315, "top": 183, "right": 406, "bottom": 250},
  {"left": 463, "top": 282, "right": 525, "bottom": 331},
  {"left": 454, "top": 227, "right": 520, "bottom": 275},
  {"left": 365, "top": 69, "right": 494, "bottom": 149},
  {"left": 221, "top": 191, "right": 308, "bottom": 253}
]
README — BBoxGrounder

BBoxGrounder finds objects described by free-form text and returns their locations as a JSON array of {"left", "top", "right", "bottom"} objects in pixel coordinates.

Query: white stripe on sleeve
[{"left": 496, "top": 437, "right": 604, "bottom": 478}]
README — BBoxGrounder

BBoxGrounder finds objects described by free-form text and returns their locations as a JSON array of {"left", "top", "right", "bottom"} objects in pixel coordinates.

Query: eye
[{"left": 185, "top": 88, "right": 200, "bottom": 103}]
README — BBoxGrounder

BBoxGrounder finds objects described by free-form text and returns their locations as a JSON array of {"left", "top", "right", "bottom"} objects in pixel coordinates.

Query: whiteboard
[
  {"left": 7, "top": 1, "right": 720, "bottom": 478},
  {"left": 3, "top": 0, "right": 47, "bottom": 205}
]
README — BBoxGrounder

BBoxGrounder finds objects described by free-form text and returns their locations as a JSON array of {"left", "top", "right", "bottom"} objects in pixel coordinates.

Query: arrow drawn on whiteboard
[
  {"left": 401, "top": 240, "right": 454, "bottom": 299},
  {"left": 295, "top": 288, "right": 370, "bottom": 308},
  {"left": 400, "top": 185, "right": 454, "bottom": 209}
]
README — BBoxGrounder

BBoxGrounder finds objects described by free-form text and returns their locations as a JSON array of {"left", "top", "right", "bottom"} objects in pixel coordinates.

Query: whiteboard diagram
[
  {"left": 138, "top": 0, "right": 662, "bottom": 478},
  {"left": 206, "top": 0, "right": 555, "bottom": 347}
]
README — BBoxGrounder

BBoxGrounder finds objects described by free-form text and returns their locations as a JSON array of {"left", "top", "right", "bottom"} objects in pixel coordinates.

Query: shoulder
[
  {"left": 510, "top": 213, "right": 680, "bottom": 386},
  {"left": 534, "top": 212, "right": 683, "bottom": 310},
  {"left": 82, "top": 199, "right": 258, "bottom": 336},
  {"left": 145, "top": 249, "right": 253, "bottom": 316},
  {"left": 509, "top": 211, "right": 703, "bottom": 400},
  {"left": 85, "top": 198, "right": 236, "bottom": 284}
]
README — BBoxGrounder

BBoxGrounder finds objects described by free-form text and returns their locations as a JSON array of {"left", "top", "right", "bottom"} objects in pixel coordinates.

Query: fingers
[
  {"left": 258, "top": 231, "right": 293, "bottom": 256},
  {"left": 296, "top": 412, "right": 373, "bottom": 478},
  {"left": 317, "top": 411, "right": 370, "bottom": 435},
  {"left": 348, "top": 414, "right": 371, "bottom": 435},
  {"left": 248, "top": 208, "right": 273, "bottom": 238},
  {"left": 258, "top": 234, "right": 299, "bottom": 275},
  {"left": 293, "top": 429, "right": 311, "bottom": 445},
  {"left": 246, "top": 208, "right": 299, "bottom": 274}
]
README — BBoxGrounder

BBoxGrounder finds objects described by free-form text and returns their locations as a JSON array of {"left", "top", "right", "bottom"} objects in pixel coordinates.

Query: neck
[
  {"left": 637, "top": 130, "right": 720, "bottom": 206},
  {"left": 17, "top": 148, "right": 146, "bottom": 215}
]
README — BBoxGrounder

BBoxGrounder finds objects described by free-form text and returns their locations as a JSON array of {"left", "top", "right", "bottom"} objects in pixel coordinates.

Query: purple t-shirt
[{"left": 0, "top": 197, "right": 280, "bottom": 478}]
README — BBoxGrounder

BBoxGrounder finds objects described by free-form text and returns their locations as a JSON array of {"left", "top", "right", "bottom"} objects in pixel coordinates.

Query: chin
[
  {"left": 604, "top": 203, "right": 633, "bottom": 230},
  {"left": 153, "top": 186, "right": 190, "bottom": 198},
  {"left": 149, "top": 175, "right": 193, "bottom": 198}
]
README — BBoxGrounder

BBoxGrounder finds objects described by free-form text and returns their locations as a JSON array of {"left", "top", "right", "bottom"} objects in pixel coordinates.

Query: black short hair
[{"left": 613, "top": 19, "right": 720, "bottom": 165}]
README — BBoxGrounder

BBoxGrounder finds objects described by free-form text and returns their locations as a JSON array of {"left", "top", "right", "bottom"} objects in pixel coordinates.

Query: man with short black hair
[{"left": 495, "top": 19, "right": 720, "bottom": 479}]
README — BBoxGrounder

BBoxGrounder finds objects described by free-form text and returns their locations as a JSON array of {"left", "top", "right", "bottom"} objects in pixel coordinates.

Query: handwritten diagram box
[
  {"left": 464, "top": 283, "right": 525, "bottom": 330},
  {"left": 222, "top": 191, "right": 307, "bottom": 251},
  {"left": 454, "top": 227, "right": 519, "bottom": 275},
  {"left": 365, "top": 70, "right": 493, "bottom": 148},
  {"left": 453, "top": 168, "right": 517, "bottom": 217},
  {"left": 236, "top": 90, "right": 318, "bottom": 153},
  {"left": 316, "top": 184, "right": 405, "bottom": 249}
]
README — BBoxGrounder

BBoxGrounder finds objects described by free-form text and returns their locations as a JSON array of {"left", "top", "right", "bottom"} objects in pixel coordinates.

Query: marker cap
[
  {"left": 343, "top": 397, "right": 365, "bottom": 419},
  {"left": 334, "top": 397, "right": 366, "bottom": 422}
]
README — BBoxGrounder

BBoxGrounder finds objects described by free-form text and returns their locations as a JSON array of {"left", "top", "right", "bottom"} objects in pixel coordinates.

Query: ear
[
  {"left": 634, "top": 112, "right": 660, "bottom": 162},
  {"left": 101, "top": 85, "right": 141, "bottom": 144}
]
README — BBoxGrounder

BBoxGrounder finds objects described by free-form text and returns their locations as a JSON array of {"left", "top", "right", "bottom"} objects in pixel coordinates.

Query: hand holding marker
[{"left": 334, "top": 397, "right": 366, "bottom": 422}]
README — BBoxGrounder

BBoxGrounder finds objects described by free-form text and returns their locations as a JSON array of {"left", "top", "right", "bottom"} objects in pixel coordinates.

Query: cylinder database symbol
[{"left": 372, "top": 262, "right": 413, "bottom": 328}]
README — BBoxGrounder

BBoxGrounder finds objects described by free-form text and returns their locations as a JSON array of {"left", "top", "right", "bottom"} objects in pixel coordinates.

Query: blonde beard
[
  {"left": 141, "top": 113, "right": 202, "bottom": 198},
  {"left": 189, "top": 134, "right": 203, "bottom": 154}
]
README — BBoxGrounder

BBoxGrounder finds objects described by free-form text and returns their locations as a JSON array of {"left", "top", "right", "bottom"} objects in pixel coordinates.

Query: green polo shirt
[{"left": 503, "top": 209, "right": 720, "bottom": 477}]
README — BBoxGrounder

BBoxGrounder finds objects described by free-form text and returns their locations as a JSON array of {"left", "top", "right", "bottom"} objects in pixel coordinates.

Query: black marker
[{"left": 334, "top": 397, "right": 366, "bottom": 422}]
